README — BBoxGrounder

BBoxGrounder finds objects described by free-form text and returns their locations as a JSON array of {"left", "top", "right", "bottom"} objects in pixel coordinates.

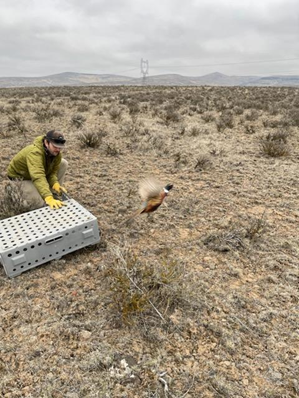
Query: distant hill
[
  {"left": 1, "top": 71, "right": 299, "bottom": 88},
  {"left": 0, "top": 72, "right": 135, "bottom": 88}
]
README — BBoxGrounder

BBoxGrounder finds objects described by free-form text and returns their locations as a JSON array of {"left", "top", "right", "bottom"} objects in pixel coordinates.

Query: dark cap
[{"left": 45, "top": 130, "right": 66, "bottom": 148}]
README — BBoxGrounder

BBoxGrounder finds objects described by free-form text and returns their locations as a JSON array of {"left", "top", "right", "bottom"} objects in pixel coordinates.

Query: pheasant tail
[{"left": 122, "top": 207, "right": 145, "bottom": 225}]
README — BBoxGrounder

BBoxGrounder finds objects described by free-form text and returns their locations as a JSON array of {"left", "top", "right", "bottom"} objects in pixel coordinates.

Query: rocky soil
[{"left": 0, "top": 85, "right": 298, "bottom": 397}]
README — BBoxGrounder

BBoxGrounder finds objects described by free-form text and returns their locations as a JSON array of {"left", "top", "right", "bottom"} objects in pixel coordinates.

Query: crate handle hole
[{"left": 45, "top": 236, "right": 63, "bottom": 245}]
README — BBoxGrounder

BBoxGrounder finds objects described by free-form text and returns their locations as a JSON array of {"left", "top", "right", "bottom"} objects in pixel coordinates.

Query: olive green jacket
[{"left": 7, "top": 135, "right": 62, "bottom": 199}]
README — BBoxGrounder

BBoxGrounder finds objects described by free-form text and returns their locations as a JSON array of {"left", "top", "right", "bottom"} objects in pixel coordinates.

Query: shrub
[
  {"left": 5, "top": 105, "right": 19, "bottom": 114},
  {"left": 203, "top": 229, "right": 245, "bottom": 252},
  {"left": 50, "top": 108, "right": 64, "bottom": 118},
  {"left": 109, "top": 106, "right": 122, "bottom": 122},
  {"left": 127, "top": 100, "right": 140, "bottom": 115},
  {"left": 194, "top": 154, "right": 211, "bottom": 171},
  {"left": 0, "top": 181, "right": 38, "bottom": 219},
  {"left": 287, "top": 108, "right": 299, "bottom": 126},
  {"left": 233, "top": 106, "right": 244, "bottom": 115},
  {"left": 120, "top": 119, "right": 145, "bottom": 137},
  {"left": 33, "top": 105, "right": 57, "bottom": 122},
  {"left": 77, "top": 103, "right": 90, "bottom": 112},
  {"left": 71, "top": 114, "right": 87, "bottom": 129},
  {"left": 245, "top": 213, "right": 267, "bottom": 241},
  {"left": 244, "top": 123, "right": 256, "bottom": 135},
  {"left": 0, "top": 123, "right": 11, "bottom": 139},
  {"left": 162, "top": 105, "right": 181, "bottom": 125},
  {"left": 268, "top": 104, "right": 280, "bottom": 115},
  {"left": 105, "top": 143, "right": 119, "bottom": 156},
  {"left": 77, "top": 129, "right": 105, "bottom": 148},
  {"left": 265, "top": 130, "right": 289, "bottom": 143},
  {"left": 7, "top": 114, "right": 27, "bottom": 136},
  {"left": 244, "top": 109, "right": 259, "bottom": 121},
  {"left": 173, "top": 151, "right": 189, "bottom": 168},
  {"left": 105, "top": 244, "right": 185, "bottom": 326},
  {"left": 262, "top": 119, "right": 290, "bottom": 128},
  {"left": 216, "top": 110, "right": 234, "bottom": 131},
  {"left": 260, "top": 132, "right": 290, "bottom": 157},
  {"left": 189, "top": 125, "right": 200, "bottom": 136},
  {"left": 8, "top": 99, "right": 21, "bottom": 106},
  {"left": 201, "top": 112, "right": 215, "bottom": 123}
]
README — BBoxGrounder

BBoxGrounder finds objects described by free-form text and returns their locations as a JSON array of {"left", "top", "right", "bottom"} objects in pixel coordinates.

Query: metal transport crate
[{"left": 0, "top": 198, "right": 100, "bottom": 277}]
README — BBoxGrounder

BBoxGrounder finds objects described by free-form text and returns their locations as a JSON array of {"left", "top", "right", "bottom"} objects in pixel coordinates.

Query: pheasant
[{"left": 124, "top": 178, "right": 173, "bottom": 224}]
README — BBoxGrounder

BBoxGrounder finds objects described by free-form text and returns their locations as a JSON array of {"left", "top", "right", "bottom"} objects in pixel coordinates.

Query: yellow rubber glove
[
  {"left": 45, "top": 196, "right": 65, "bottom": 209},
  {"left": 52, "top": 182, "right": 67, "bottom": 195}
]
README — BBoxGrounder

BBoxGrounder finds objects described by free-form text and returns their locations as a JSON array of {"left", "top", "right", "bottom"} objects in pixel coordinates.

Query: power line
[
  {"left": 117, "top": 67, "right": 140, "bottom": 74},
  {"left": 112, "top": 57, "right": 299, "bottom": 76},
  {"left": 149, "top": 57, "right": 299, "bottom": 69}
]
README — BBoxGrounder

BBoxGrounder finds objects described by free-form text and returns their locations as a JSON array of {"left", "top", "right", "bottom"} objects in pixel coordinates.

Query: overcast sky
[{"left": 1, "top": 0, "right": 299, "bottom": 77}]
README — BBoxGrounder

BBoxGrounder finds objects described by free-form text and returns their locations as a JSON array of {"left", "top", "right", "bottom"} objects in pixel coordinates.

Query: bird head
[{"left": 163, "top": 184, "right": 173, "bottom": 194}]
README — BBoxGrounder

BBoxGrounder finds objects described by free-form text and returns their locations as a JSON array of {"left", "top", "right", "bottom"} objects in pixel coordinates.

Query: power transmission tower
[{"left": 140, "top": 58, "right": 149, "bottom": 85}]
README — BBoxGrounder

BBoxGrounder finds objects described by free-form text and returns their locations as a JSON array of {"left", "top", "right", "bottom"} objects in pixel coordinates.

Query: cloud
[{"left": 0, "top": 0, "right": 298, "bottom": 77}]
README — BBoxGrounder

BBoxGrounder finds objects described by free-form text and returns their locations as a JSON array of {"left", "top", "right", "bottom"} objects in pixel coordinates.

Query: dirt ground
[{"left": 0, "top": 85, "right": 298, "bottom": 397}]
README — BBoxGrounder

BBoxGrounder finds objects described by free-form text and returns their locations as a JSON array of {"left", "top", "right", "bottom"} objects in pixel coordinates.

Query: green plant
[{"left": 105, "top": 244, "right": 185, "bottom": 326}]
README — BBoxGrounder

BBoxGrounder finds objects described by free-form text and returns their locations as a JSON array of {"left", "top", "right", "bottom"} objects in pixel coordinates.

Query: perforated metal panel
[{"left": 0, "top": 199, "right": 100, "bottom": 277}]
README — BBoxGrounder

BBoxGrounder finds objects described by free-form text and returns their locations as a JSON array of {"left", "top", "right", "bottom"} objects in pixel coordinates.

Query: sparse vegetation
[
  {"left": 260, "top": 131, "right": 290, "bottom": 157},
  {"left": 108, "top": 105, "right": 122, "bottom": 122},
  {"left": 0, "top": 84, "right": 298, "bottom": 398},
  {"left": 201, "top": 111, "right": 215, "bottom": 123},
  {"left": 71, "top": 113, "right": 87, "bottom": 128},
  {"left": 161, "top": 104, "right": 182, "bottom": 125},
  {"left": 77, "top": 128, "right": 105, "bottom": 148},
  {"left": 245, "top": 212, "right": 267, "bottom": 240},
  {"left": 194, "top": 153, "right": 211, "bottom": 170},
  {"left": 33, "top": 105, "right": 62, "bottom": 122},
  {"left": 105, "top": 244, "right": 188, "bottom": 326},
  {"left": 216, "top": 109, "right": 234, "bottom": 131},
  {"left": 0, "top": 180, "right": 38, "bottom": 219},
  {"left": 7, "top": 114, "right": 27, "bottom": 136}
]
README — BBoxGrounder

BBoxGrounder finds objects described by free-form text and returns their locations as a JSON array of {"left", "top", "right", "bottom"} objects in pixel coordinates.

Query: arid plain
[{"left": 0, "top": 85, "right": 298, "bottom": 397}]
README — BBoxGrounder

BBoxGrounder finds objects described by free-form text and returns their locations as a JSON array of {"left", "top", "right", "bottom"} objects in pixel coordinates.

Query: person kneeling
[{"left": 7, "top": 130, "right": 68, "bottom": 210}]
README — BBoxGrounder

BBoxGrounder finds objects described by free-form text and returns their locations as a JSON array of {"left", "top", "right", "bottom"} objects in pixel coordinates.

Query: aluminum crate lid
[{"left": 0, "top": 199, "right": 98, "bottom": 251}]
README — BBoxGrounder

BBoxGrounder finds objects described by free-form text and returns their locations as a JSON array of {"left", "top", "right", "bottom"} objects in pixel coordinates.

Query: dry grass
[
  {"left": 260, "top": 130, "right": 291, "bottom": 157},
  {"left": 0, "top": 180, "right": 39, "bottom": 219},
  {"left": 77, "top": 128, "right": 106, "bottom": 148},
  {"left": 0, "top": 85, "right": 298, "bottom": 397}
]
